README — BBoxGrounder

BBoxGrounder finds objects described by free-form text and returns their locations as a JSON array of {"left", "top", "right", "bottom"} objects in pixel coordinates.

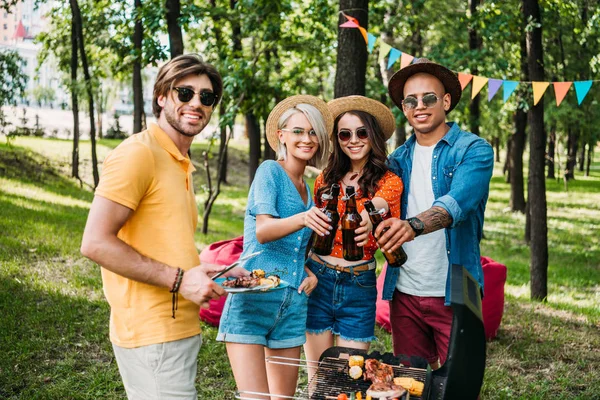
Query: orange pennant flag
[
  {"left": 532, "top": 81, "right": 550, "bottom": 105},
  {"left": 400, "top": 53, "right": 415, "bottom": 69},
  {"left": 553, "top": 82, "right": 572, "bottom": 107},
  {"left": 343, "top": 13, "right": 360, "bottom": 25},
  {"left": 357, "top": 26, "right": 368, "bottom": 45},
  {"left": 471, "top": 76, "right": 489, "bottom": 99},
  {"left": 458, "top": 73, "right": 473, "bottom": 90}
]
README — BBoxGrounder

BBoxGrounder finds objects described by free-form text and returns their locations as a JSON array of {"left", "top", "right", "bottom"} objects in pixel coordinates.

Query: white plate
[{"left": 214, "top": 278, "right": 290, "bottom": 294}]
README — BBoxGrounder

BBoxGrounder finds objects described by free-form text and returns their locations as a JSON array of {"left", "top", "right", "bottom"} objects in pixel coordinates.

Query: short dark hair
[{"left": 152, "top": 54, "right": 223, "bottom": 118}]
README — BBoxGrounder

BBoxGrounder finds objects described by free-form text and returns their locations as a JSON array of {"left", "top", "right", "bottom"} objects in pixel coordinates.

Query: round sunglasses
[
  {"left": 337, "top": 127, "right": 369, "bottom": 142},
  {"left": 173, "top": 87, "right": 218, "bottom": 107},
  {"left": 401, "top": 93, "right": 440, "bottom": 110}
]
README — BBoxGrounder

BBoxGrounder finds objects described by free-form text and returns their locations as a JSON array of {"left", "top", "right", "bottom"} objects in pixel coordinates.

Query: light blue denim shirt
[
  {"left": 240, "top": 160, "right": 313, "bottom": 289},
  {"left": 382, "top": 122, "right": 494, "bottom": 305}
]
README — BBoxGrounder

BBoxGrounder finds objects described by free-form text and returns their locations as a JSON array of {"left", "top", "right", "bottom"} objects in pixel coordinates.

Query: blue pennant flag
[
  {"left": 387, "top": 48, "right": 401, "bottom": 69},
  {"left": 574, "top": 81, "right": 593, "bottom": 105},
  {"left": 503, "top": 81, "right": 519, "bottom": 102},
  {"left": 367, "top": 33, "right": 376, "bottom": 53}
]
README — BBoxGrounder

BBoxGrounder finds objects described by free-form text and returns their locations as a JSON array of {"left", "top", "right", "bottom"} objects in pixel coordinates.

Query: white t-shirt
[{"left": 396, "top": 141, "right": 449, "bottom": 297}]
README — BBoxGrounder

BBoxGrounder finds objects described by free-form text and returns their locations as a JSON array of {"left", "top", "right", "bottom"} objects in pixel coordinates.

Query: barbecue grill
[{"left": 236, "top": 264, "right": 486, "bottom": 400}]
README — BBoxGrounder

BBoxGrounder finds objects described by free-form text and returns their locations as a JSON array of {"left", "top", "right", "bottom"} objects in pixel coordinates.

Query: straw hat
[
  {"left": 265, "top": 95, "right": 334, "bottom": 151},
  {"left": 388, "top": 58, "right": 462, "bottom": 113},
  {"left": 327, "top": 96, "right": 396, "bottom": 140}
]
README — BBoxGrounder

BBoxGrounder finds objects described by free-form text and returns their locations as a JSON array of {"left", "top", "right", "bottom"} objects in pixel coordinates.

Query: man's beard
[{"left": 164, "top": 106, "right": 207, "bottom": 137}]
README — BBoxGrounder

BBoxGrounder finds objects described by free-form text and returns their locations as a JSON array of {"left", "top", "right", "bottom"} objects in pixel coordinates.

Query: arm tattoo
[{"left": 417, "top": 206, "right": 453, "bottom": 234}]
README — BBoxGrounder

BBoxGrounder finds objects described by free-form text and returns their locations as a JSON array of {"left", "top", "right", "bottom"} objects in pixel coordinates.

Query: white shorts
[{"left": 112, "top": 334, "right": 202, "bottom": 400}]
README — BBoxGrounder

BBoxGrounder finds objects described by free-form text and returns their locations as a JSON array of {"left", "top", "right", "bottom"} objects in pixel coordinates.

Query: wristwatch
[{"left": 407, "top": 217, "right": 425, "bottom": 237}]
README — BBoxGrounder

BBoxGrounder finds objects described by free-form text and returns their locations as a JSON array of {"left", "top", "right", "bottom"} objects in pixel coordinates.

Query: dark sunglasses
[
  {"left": 402, "top": 93, "right": 440, "bottom": 110},
  {"left": 338, "top": 127, "right": 369, "bottom": 142},
  {"left": 173, "top": 87, "right": 218, "bottom": 107}
]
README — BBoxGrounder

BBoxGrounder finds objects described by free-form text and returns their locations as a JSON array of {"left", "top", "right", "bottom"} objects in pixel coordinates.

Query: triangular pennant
[
  {"left": 367, "top": 33, "right": 377, "bottom": 53},
  {"left": 342, "top": 13, "right": 359, "bottom": 25},
  {"left": 532, "top": 81, "right": 550, "bottom": 105},
  {"left": 400, "top": 53, "right": 414, "bottom": 69},
  {"left": 340, "top": 20, "right": 359, "bottom": 28},
  {"left": 378, "top": 42, "right": 392, "bottom": 62},
  {"left": 503, "top": 81, "right": 518, "bottom": 102},
  {"left": 471, "top": 76, "right": 489, "bottom": 99},
  {"left": 458, "top": 73, "right": 473, "bottom": 90},
  {"left": 487, "top": 79, "right": 503, "bottom": 101},
  {"left": 387, "top": 48, "right": 401, "bottom": 69},
  {"left": 553, "top": 82, "right": 572, "bottom": 107},
  {"left": 357, "top": 26, "right": 368, "bottom": 44},
  {"left": 574, "top": 80, "right": 593, "bottom": 105}
]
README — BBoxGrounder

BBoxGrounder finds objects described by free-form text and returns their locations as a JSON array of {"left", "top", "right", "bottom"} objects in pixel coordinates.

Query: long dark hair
[{"left": 317, "top": 110, "right": 388, "bottom": 203}]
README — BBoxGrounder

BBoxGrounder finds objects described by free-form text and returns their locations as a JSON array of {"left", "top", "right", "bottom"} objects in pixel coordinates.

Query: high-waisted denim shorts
[
  {"left": 217, "top": 287, "right": 308, "bottom": 349},
  {"left": 306, "top": 257, "right": 377, "bottom": 342}
]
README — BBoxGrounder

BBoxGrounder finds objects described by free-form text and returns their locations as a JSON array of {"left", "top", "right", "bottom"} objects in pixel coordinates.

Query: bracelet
[{"left": 170, "top": 268, "right": 185, "bottom": 319}]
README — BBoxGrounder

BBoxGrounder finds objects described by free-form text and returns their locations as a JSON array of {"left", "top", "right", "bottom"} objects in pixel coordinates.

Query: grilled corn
[
  {"left": 393, "top": 377, "right": 424, "bottom": 396},
  {"left": 348, "top": 355, "right": 364, "bottom": 368}
]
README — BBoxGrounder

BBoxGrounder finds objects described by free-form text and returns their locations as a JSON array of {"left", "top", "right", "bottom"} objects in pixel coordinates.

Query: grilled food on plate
[
  {"left": 221, "top": 270, "right": 280, "bottom": 289},
  {"left": 363, "top": 359, "right": 394, "bottom": 384}
]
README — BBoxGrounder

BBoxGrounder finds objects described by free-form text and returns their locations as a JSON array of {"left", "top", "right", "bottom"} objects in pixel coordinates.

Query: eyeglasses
[
  {"left": 337, "top": 127, "right": 369, "bottom": 142},
  {"left": 173, "top": 87, "right": 218, "bottom": 107},
  {"left": 401, "top": 93, "right": 440, "bottom": 110},
  {"left": 280, "top": 128, "right": 317, "bottom": 137}
]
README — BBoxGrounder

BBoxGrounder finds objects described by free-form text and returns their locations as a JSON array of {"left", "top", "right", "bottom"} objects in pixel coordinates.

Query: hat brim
[
  {"left": 265, "top": 95, "right": 334, "bottom": 151},
  {"left": 327, "top": 96, "right": 396, "bottom": 141},
  {"left": 388, "top": 62, "right": 462, "bottom": 113}
]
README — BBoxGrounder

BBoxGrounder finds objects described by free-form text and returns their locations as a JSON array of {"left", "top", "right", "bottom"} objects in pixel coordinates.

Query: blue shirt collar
[{"left": 405, "top": 122, "right": 461, "bottom": 149}]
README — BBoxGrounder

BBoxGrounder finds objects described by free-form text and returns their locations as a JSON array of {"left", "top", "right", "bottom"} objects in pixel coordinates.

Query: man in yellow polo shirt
[{"left": 81, "top": 54, "right": 240, "bottom": 399}]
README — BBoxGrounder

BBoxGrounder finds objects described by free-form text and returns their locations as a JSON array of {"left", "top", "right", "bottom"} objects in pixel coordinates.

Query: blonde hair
[{"left": 277, "top": 104, "right": 330, "bottom": 169}]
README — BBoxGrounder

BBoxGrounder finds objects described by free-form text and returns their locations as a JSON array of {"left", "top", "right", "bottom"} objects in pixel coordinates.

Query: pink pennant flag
[
  {"left": 340, "top": 20, "right": 359, "bottom": 28},
  {"left": 343, "top": 14, "right": 360, "bottom": 25},
  {"left": 553, "top": 82, "right": 572, "bottom": 107},
  {"left": 458, "top": 73, "right": 473, "bottom": 90},
  {"left": 400, "top": 53, "right": 414, "bottom": 69},
  {"left": 532, "top": 81, "right": 550, "bottom": 105}
]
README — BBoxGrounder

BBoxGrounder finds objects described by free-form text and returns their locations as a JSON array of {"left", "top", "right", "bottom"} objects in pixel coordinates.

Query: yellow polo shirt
[{"left": 95, "top": 123, "right": 201, "bottom": 348}]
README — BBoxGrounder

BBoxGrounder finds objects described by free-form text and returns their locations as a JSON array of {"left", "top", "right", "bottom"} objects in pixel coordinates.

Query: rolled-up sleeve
[{"left": 433, "top": 140, "right": 494, "bottom": 228}]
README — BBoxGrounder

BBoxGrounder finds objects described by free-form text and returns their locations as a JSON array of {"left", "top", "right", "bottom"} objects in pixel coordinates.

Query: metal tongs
[{"left": 211, "top": 251, "right": 262, "bottom": 280}]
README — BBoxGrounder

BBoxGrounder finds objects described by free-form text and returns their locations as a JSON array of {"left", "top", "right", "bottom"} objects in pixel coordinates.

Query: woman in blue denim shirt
[{"left": 217, "top": 95, "right": 334, "bottom": 399}]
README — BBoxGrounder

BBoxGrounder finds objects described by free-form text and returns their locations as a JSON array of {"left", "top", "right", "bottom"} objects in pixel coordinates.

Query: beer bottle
[
  {"left": 312, "top": 184, "right": 341, "bottom": 256},
  {"left": 341, "top": 186, "right": 363, "bottom": 261},
  {"left": 364, "top": 200, "right": 408, "bottom": 267}
]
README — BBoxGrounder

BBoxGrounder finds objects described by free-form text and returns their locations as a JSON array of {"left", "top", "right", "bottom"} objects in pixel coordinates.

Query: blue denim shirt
[
  {"left": 382, "top": 122, "right": 494, "bottom": 305},
  {"left": 240, "top": 160, "right": 313, "bottom": 289}
]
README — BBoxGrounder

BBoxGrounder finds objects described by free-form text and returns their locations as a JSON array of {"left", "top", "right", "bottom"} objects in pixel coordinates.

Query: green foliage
[{"left": 0, "top": 50, "right": 28, "bottom": 107}]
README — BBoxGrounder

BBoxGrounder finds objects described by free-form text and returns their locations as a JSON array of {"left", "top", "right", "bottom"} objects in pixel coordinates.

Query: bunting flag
[
  {"left": 471, "top": 76, "right": 489, "bottom": 99},
  {"left": 503, "top": 81, "right": 519, "bottom": 102},
  {"left": 387, "top": 48, "right": 402, "bottom": 69},
  {"left": 574, "top": 81, "right": 593, "bottom": 105},
  {"left": 339, "top": 18, "right": 597, "bottom": 107},
  {"left": 488, "top": 79, "right": 503, "bottom": 101},
  {"left": 458, "top": 73, "right": 473, "bottom": 90},
  {"left": 367, "top": 33, "right": 377, "bottom": 53},
  {"left": 553, "top": 82, "right": 572, "bottom": 107},
  {"left": 378, "top": 42, "right": 392, "bottom": 62},
  {"left": 532, "top": 82, "right": 550, "bottom": 105},
  {"left": 400, "top": 53, "right": 414, "bottom": 69}
]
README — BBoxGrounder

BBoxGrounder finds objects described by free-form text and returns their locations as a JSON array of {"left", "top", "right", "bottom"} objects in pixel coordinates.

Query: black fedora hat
[{"left": 388, "top": 58, "right": 462, "bottom": 113}]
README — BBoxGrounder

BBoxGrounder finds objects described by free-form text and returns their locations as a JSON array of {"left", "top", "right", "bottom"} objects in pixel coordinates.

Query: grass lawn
[{"left": 0, "top": 136, "right": 598, "bottom": 399}]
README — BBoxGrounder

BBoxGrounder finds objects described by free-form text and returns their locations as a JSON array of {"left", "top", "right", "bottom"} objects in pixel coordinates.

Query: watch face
[{"left": 409, "top": 218, "right": 424, "bottom": 233}]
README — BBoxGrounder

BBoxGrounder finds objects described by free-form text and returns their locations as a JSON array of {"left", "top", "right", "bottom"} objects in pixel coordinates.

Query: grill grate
[{"left": 308, "top": 357, "right": 426, "bottom": 400}]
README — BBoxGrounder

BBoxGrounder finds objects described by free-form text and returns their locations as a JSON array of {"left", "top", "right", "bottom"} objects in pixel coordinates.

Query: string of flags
[{"left": 339, "top": 13, "right": 597, "bottom": 107}]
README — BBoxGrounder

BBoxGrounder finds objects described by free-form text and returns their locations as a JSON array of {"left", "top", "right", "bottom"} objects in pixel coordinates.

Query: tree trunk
[
  {"left": 165, "top": 0, "right": 183, "bottom": 57},
  {"left": 586, "top": 142, "right": 593, "bottom": 177},
  {"left": 547, "top": 124, "right": 556, "bottom": 179},
  {"left": 565, "top": 128, "right": 578, "bottom": 180},
  {"left": 334, "top": 0, "right": 368, "bottom": 98},
  {"left": 492, "top": 136, "right": 500, "bottom": 162},
  {"left": 578, "top": 142, "right": 586, "bottom": 172},
  {"left": 96, "top": 84, "right": 103, "bottom": 139},
  {"left": 263, "top": 117, "right": 275, "bottom": 161},
  {"left": 133, "top": 0, "right": 144, "bottom": 133},
  {"left": 71, "top": 0, "right": 99, "bottom": 187},
  {"left": 503, "top": 135, "right": 512, "bottom": 182},
  {"left": 468, "top": 0, "right": 483, "bottom": 136},
  {"left": 246, "top": 112, "right": 261, "bottom": 186},
  {"left": 523, "top": 0, "right": 548, "bottom": 301},
  {"left": 70, "top": 11, "right": 79, "bottom": 180}
]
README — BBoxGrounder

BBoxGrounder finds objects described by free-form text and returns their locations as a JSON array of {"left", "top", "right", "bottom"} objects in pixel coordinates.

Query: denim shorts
[
  {"left": 217, "top": 287, "right": 308, "bottom": 349},
  {"left": 306, "top": 257, "right": 377, "bottom": 342}
]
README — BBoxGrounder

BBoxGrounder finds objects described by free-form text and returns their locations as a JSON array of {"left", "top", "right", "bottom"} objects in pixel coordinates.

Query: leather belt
[{"left": 310, "top": 253, "right": 375, "bottom": 276}]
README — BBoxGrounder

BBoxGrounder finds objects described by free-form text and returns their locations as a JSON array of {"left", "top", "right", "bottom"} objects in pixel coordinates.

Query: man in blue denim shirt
[{"left": 374, "top": 59, "right": 494, "bottom": 368}]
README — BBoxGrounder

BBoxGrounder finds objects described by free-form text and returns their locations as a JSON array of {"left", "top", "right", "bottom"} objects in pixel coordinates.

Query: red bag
[
  {"left": 198, "top": 236, "right": 244, "bottom": 326},
  {"left": 375, "top": 257, "right": 507, "bottom": 340}
]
